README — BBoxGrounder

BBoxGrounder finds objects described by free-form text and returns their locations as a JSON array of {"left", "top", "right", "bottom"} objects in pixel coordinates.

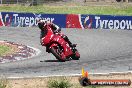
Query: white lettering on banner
[
  {"left": 120, "top": 20, "right": 126, "bottom": 29},
  {"left": 95, "top": 16, "right": 132, "bottom": 29},
  {"left": 99, "top": 20, "right": 105, "bottom": 29},
  {"left": 108, "top": 20, "right": 113, "bottom": 29},
  {"left": 5, "top": 14, "right": 9, "bottom": 22},
  {"left": 43, "top": 17, "right": 54, "bottom": 23},
  {"left": 13, "top": 14, "right": 18, "bottom": 24},
  {"left": 95, "top": 16, "right": 100, "bottom": 28},
  {"left": 17, "top": 17, "right": 21, "bottom": 26},
  {"left": 25, "top": 17, "right": 29, "bottom": 25},
  {"left": 104, "top": 20, "right": 108, "bottom": 28},
  {"left": 29, "top": 17, "right": 34, "bottom": 27},
  {"left": 126, "top": 20, "right": 132, "bottom": 29},
  {"left": 20, "top": 17, "right": 25, "bottom": 26},
  {"left": 35, "top": 17, "right": 38, "bottom": 26},
  {"left": 114, "top": 20, "right": 119, "bottom": 29},
  {"left": 13, "top": 14, "right": 54, "bottom": 27}
]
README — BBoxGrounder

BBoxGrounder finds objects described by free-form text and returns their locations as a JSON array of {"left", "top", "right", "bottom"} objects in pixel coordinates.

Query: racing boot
[
  {"left": 70, "top": 44, "right": 76, "bottom": 48},
  {"left": 62, "top": 35, "right": 76, "bottom": 49},
  {"left": 68, "top": 41, "right": 76, "bottom": 50}
]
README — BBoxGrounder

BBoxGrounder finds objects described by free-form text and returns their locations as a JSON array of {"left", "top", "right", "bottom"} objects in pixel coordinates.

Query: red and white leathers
[{"left": 37, "top": 20, "right": 74, "bottom": 48}]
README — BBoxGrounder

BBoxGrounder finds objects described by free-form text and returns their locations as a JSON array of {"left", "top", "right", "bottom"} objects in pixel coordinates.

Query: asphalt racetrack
[{"left": 0, "top": 27, "right": 132, "bottom": 77}]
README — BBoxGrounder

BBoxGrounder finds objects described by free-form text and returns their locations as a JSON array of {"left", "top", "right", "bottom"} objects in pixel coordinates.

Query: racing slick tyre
[{"left": 50, "top": 47, "right": 65, "bottom": 62}]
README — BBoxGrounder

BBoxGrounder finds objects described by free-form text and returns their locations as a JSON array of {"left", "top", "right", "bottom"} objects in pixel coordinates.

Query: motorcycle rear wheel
[{"left": 50, "top": 47, "right": 65, "bottom": 62}]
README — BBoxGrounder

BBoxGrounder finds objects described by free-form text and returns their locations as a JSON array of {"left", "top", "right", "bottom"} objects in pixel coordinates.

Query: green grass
[
  {"left": 47, "top": 77, "right": 72, "bottom": 88},
  {"left": 0, "top": 82, "right": 7, "bottom": 88},
  {"left": 0, "top": 4, "right": 132, "bottom": 15},
  {"left": 0, "top": 77, "right": 8, "bottom": 88},
  {"left": 0, "top": 45, "right": 11, "bottom": 56}
]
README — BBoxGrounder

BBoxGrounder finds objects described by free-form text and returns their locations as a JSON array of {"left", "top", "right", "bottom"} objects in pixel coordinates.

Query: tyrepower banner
[
  {"left": 66, "top": 14, "right": 132, "bottom": 30},
  {"left": 0, "top": 12, "right": 131, "bottom": 30},
  {"left": 0, "top": 12, "right": 66, "bottom": 27}
]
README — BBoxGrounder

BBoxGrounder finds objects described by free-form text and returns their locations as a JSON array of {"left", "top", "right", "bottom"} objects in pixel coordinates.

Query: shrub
[
  {"left": 47, "top": 77, "right": 72, "bottom": 88},
  {"left": 0, "top": 79, "right": 7, "bottom": 88}
]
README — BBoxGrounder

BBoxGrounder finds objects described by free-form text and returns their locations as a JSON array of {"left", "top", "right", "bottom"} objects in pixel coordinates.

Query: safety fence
[{"left": 0, "top": 12, "right": 132, "bottom": 30}]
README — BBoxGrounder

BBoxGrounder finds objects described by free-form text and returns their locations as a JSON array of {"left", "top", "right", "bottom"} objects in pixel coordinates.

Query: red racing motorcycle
[{"left": 41, "top": 25, "right": 80, "bottom": 62}]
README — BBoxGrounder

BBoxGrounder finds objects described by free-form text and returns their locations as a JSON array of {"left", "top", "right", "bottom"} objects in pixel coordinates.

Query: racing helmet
[{"left": 37, "top": 19, "right": 47, "bottom": 29}]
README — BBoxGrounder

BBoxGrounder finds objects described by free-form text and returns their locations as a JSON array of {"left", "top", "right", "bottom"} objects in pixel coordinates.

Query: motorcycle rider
[{"left": 37, "top": 19, "right": 76, "bottom": 49}]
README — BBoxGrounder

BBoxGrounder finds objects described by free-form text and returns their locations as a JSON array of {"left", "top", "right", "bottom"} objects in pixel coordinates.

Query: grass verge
[
  {"left": 0, "top": 45, "right": 11, "bottom": 57},
  {"left": 4, "top": 73, "right": 132, "bottom": 88},
  {"left": 0, "top": 4, "right": 132, "bottom": 16},
  {"left": 47, "top": 77, "right": 72, "bottom": 88},
  {"left": 0, "top": 77, "right": 8, "bottom": 88}
]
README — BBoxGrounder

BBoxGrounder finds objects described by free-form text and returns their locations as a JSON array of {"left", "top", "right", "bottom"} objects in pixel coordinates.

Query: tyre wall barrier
[{"left": 0, "top": 12, "right": 131, "bottom": 30}]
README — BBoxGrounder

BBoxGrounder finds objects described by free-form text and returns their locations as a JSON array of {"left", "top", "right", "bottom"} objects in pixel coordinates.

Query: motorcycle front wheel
[{"left": 50, "top": 46, "right": 66, "bottom": 62}]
